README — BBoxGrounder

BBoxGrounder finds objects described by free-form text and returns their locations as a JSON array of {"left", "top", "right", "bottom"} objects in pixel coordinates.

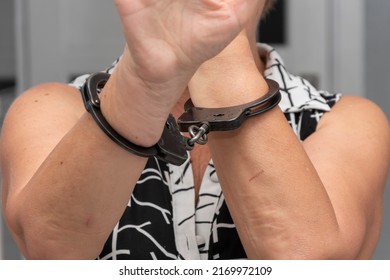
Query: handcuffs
[{"left": 82, "top": 72, "right": 281, "bottom": 166}]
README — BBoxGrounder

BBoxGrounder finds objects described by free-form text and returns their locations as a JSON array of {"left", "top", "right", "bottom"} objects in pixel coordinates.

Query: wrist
[
  {"left": 188, "top": 31, "right": 268, "bottom": 107},
  {"left": 188, "top": 58, "right": 269, "bottom": 108},
  {"left": 99, "top": 59, "right": 172, "bottom": 147},
  {"left": 82, "top": 72, "right": 189, "bottom": 165}
]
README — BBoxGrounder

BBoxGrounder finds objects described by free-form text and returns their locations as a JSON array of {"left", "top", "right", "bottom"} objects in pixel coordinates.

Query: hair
[{"left": 262, "top": 0, "right": 278, "bottom": 17}]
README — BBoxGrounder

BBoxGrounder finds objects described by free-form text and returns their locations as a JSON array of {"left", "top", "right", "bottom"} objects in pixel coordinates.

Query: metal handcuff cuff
[{"left": 82, "top": 72, "right": 281, "bottom": 166}]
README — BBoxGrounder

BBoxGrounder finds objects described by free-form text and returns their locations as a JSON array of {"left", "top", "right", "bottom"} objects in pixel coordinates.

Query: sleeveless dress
[{"left": 70, "top": 44, "right": 341, "bottom": 260}]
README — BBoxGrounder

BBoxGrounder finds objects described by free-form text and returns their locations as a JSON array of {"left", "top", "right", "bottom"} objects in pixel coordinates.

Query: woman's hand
[
  {"left": 114, "top": 0, "right": 256, "bottom": 85},
  {"left": 102, "top": 0, "right": 261, "bottom": 146}
]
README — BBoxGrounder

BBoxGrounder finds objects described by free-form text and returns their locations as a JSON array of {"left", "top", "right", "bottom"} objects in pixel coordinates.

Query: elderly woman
[{"left": 1, "top": 0, "right": 389, "bottom": 259}]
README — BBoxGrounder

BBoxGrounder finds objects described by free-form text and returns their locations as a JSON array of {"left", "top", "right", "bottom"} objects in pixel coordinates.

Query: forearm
[
  {"left": 189, "top": 46, "right": 340, "bottom": 259},
  {"left": 12, "top": 112, "right": 147, "bottom": 259},
  {"left": 208, "top": 110, "right": 340, "bottom": 259},
  {"left": 7, "top": 63, "right": 171, "bottom": 259}
]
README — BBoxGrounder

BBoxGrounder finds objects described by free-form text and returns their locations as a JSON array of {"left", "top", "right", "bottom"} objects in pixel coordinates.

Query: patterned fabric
[{"left": 70, "top": 44, "right": 341, "bottom": 260}]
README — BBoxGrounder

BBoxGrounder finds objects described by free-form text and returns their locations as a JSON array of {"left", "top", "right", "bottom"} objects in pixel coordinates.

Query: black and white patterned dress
[{"left": 70, "top": 44, "right": 341, "bottom": 260}]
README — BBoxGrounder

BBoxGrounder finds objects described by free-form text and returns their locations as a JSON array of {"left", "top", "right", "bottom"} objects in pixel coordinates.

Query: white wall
[
  {"left": 331, "top": 0, "right": 366, "bottom": 96},
  {"left": 275, "top": 0, "right": 333, "bottom": 91},
  {"left": 0, "top": 0, "right": 15, "bottom": 79},
  {"left": 275, "top": 0, "right": 365, "bottom": 96},
  {"left": 0, "top": 0, "right": 15, "bottom": 261},
  {"left": 15, "top": 0, "right": 124, "bottom": 93},
  {"left": 366, "top": 0, "right": 390, "bottom": 260}
]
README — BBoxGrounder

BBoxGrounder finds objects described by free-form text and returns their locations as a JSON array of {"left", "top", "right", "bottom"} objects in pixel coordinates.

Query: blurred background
[{"left": 0, "top": 0, "right": 389, "bottom": 259}]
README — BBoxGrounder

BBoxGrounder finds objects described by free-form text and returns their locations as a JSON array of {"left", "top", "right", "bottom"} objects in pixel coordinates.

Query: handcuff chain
[{"left": 185, "top": 122, "right": 210, "bottom": 151}]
